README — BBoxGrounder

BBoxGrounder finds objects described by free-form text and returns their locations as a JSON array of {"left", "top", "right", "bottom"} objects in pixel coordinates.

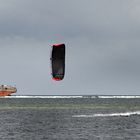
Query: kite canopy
[{"left": 51, "top": 44, "right": 65, "bottom": 81}]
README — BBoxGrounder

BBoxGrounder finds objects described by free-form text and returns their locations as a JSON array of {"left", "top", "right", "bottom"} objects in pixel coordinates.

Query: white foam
[
  {"left": 98, "top": 96, "right": 140, "bottom": 98},
  {"left": 72, "top": 111, "right": 140, "bottom": 118},
  {"left": 1, "top": 96, "right": 84, "bottom": 98},
  {"left": 1, "top": 95, "right": 140, "bottom": 98}
]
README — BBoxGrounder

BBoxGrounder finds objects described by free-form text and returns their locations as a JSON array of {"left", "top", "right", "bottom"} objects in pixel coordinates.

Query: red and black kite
[{"left": 50, "top": 44, "right": 65, "bottom": 81}]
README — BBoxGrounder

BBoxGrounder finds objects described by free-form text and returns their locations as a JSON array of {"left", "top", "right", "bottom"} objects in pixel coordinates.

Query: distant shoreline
[{"left": 1, "top": 95, "right": 140, "bottom": 98}]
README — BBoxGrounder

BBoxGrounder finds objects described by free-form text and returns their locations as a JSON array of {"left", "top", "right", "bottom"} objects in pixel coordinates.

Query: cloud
[{"left": 0, "top": 0, "right": 140, "bottom": 94}]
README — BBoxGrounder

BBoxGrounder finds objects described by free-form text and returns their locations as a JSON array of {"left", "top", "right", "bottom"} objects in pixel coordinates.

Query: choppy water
[{"left": 0, "top": 96, "right": 140, "bottom": 140}]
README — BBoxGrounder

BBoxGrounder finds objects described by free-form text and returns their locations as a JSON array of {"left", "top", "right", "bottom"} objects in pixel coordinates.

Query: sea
[{"left": 0, "top": 95, "right": 140, "bottom": 140}]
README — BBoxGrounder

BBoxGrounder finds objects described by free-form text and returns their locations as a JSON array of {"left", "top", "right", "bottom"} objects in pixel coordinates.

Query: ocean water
[{"left": 0, "top": 96, "right": 140, "bottom": 140}]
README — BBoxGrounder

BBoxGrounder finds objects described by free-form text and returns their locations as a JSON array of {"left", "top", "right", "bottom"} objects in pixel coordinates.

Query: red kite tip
[
  {"left": 53, "top": 43, "right": 64, "bottom": 47},
  {"left": 52, "top": 77, "right": 62, "bottom": 81}
]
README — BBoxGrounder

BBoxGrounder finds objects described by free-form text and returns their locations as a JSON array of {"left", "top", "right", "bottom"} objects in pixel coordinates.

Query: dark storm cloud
[
  {"left": 0, "top": 0, "right": 139, "bottom": 42},
  {"left": 0, "top": 0, "right": 140, "bottom": 94},
  {"left": 0, "top": 0, "right": 134, "bottom": 39}
]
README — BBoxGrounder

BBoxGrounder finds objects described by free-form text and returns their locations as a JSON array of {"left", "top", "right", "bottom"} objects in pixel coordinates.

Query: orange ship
[{"left": 0, "top": 85, "right": 17, "bottom": 96}]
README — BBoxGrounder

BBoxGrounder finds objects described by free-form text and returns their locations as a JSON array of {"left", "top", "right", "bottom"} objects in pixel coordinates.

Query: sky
[{"left": 0, "top": 0, "right": 140, "bottom": 95}]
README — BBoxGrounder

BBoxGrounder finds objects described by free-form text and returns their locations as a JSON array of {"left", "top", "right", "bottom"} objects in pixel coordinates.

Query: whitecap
[{"left": 72, "top": 111, "right": 140, "bottom": 118}]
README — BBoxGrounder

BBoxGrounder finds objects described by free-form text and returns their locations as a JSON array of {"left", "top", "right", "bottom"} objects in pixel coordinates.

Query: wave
[
  {"left": 1, "top": 96, "right": 84, "bottom": 98},
  {"left": 72, "top": 111, "right": 140, "bottom": 118},
  {"left": 2, "top": 95, "right": 140, "bottom": 98}
]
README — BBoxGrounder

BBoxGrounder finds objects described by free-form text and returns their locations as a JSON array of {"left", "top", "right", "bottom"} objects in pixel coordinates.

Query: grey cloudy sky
[{"left": 0, "top": 0, "right": 140, "bottom": 95}]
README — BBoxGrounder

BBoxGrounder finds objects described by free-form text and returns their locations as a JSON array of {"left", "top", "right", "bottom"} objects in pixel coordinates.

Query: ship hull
[
  {"left": 0, "top": 91, "right": 14, "bottom": 96},
  {"left": 0, "top": 85, "right": 17, "bottom": 96}
]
